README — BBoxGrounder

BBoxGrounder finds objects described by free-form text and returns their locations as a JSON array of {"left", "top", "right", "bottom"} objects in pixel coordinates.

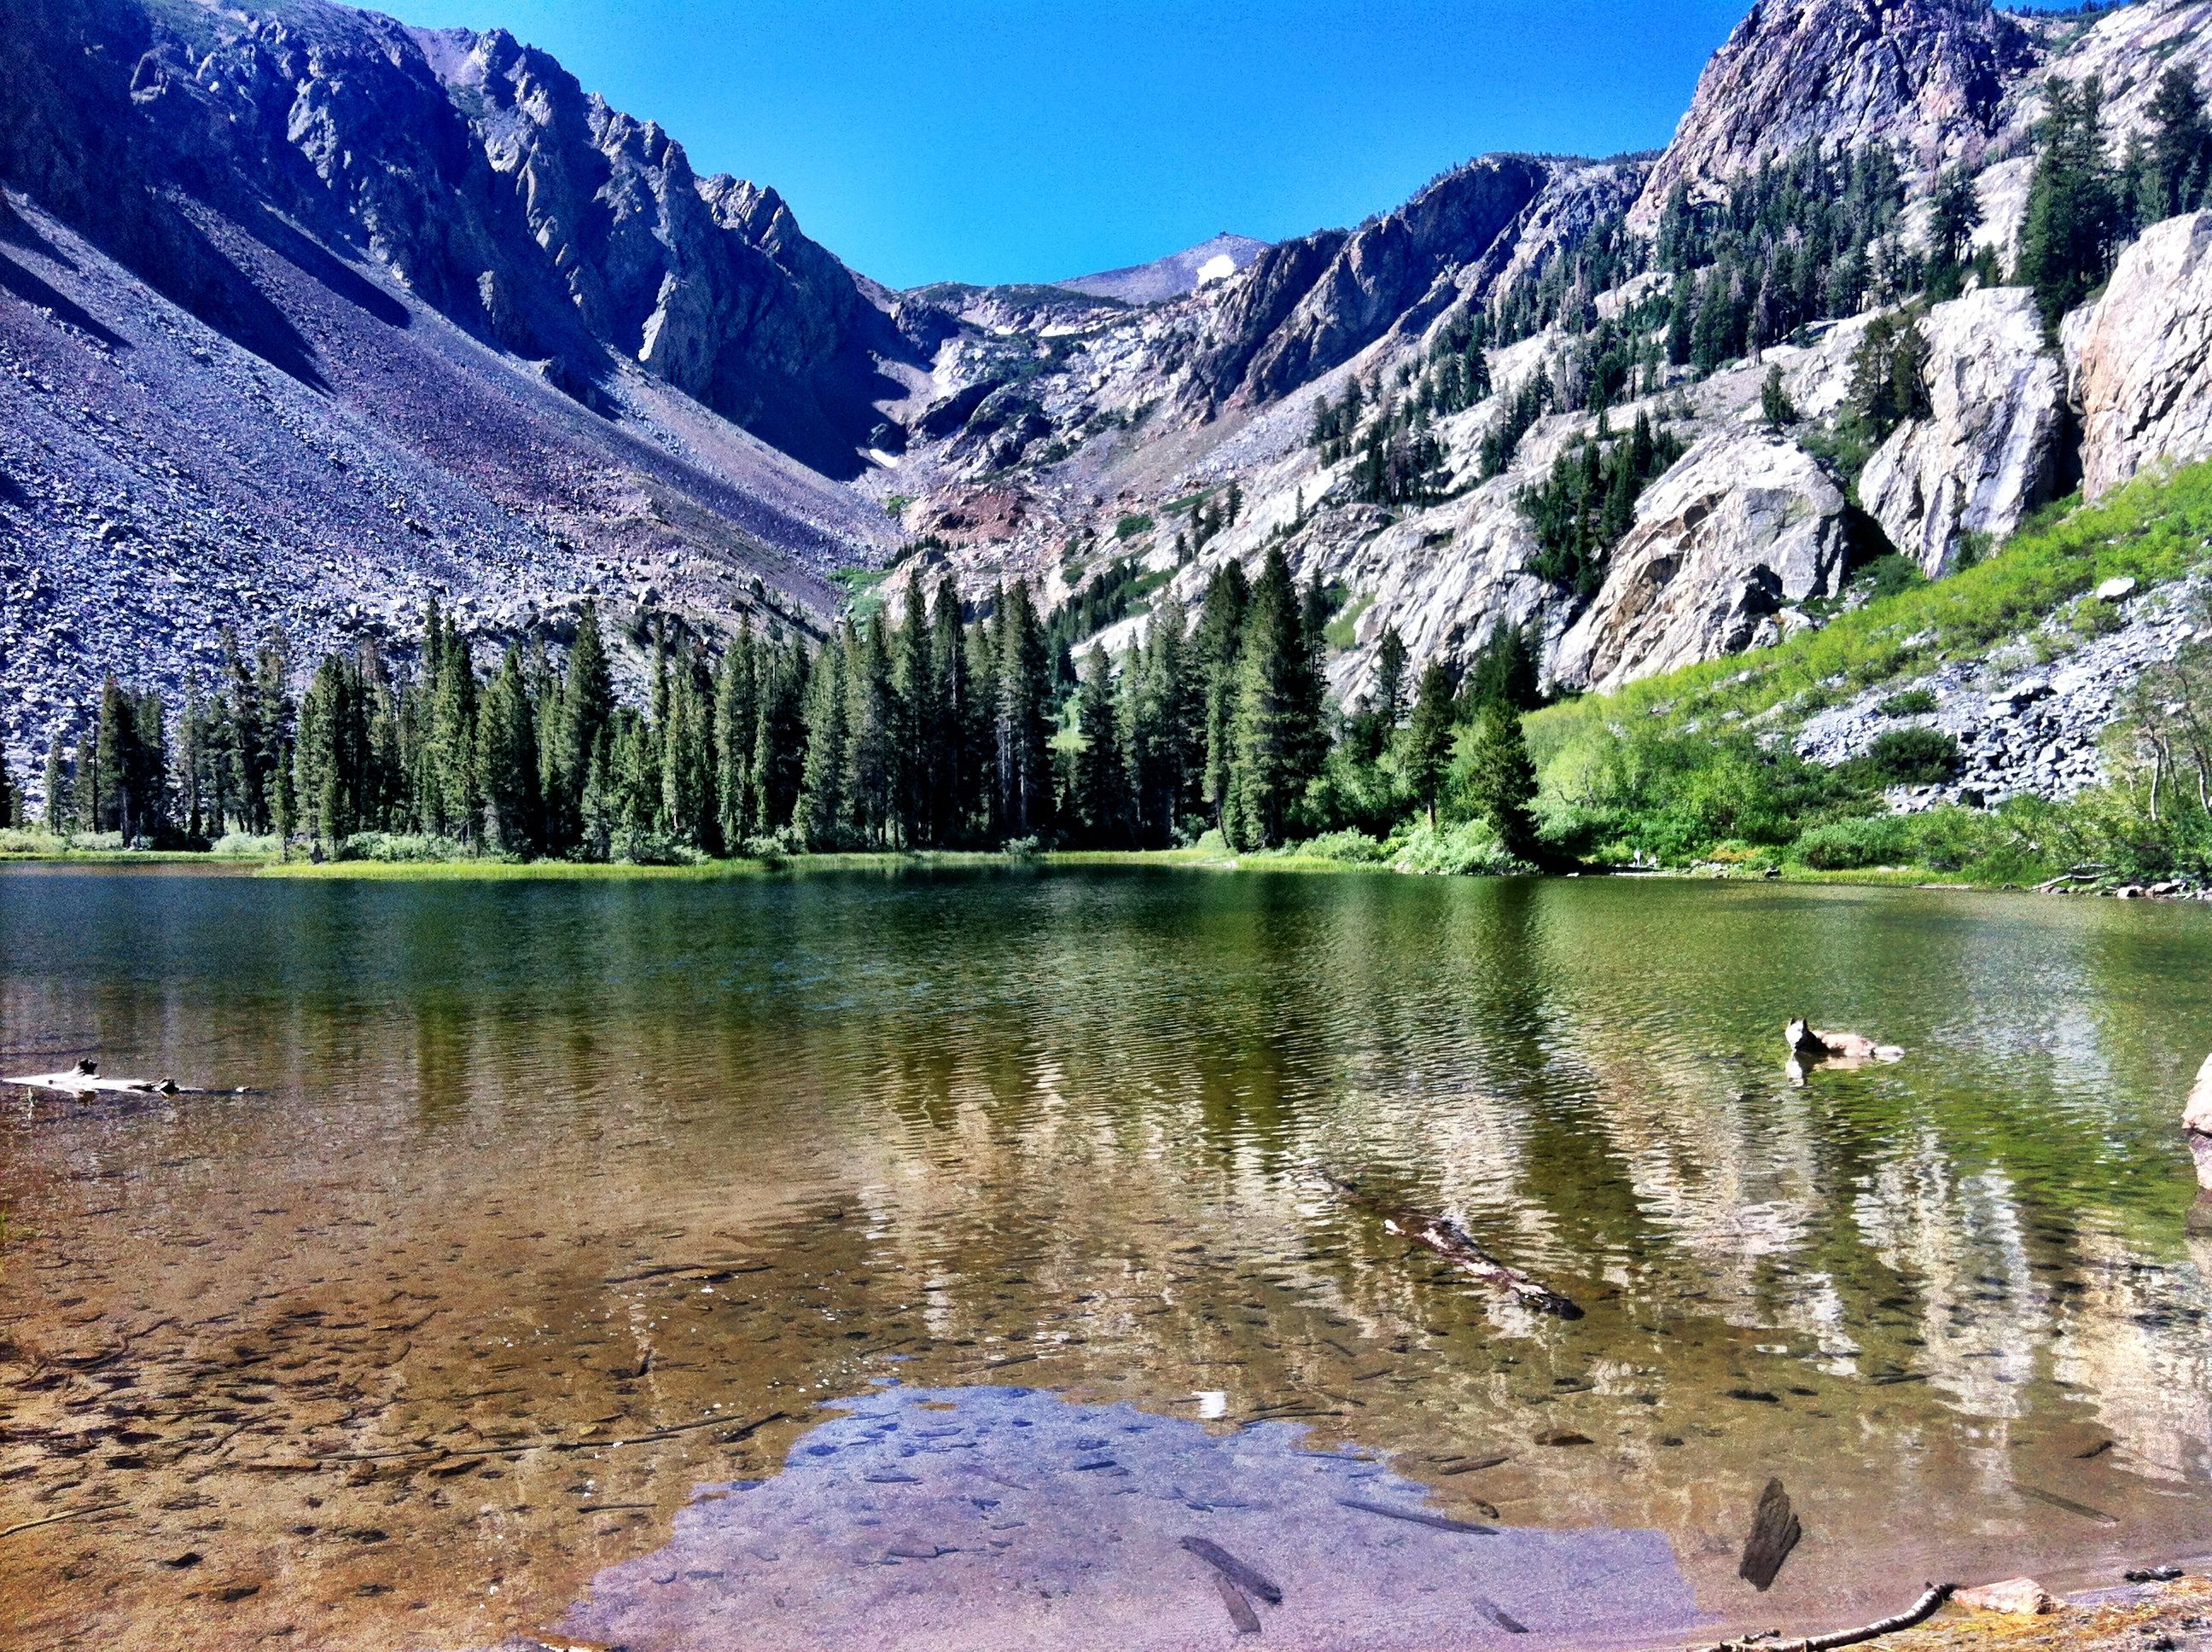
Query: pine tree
[
  {"left": 477, "top": 646, "right": 541, "bottom": 856},
  {"left": 931, "top": 576, "right": 973, "bottom": 845},
  {"left": 1195, "top": 562, "right": 1249, "bottom": 832},
  {"left": 1462, "top": 696, "right": 1540, "bottom": 862},
  {"left": 1126, "top": 595, "right": 1196, "bottom": 844},
  {"left": 41, "top": 736, "right": 70, "bottom": 834},
  {"left": 1404, "top": 661, "right": 1456, "bottom": 828},
  {"left": 1225, "top": 547, "right": 1323, "bottom": 849},
  {"left": 93, "top": 675, "right": 136, "bottom": 838},
  {"left": 2018, "top": 77, "right": 2124, "bottom": 334},
  {"left": 72, "top": 723, "right": 98, "bottom": 835},
  {"left": 1924, "top": 165, "right": 1983, "bottom": 300},
  {"left": 895, "top": 582, "right": 942, "bottom": 846},
  {"left": 549, "top": 601, "right": 614, "bottom": 853},
  {"left": 1760, "top": 365, "right": 1797, "bottom": 429},
  {"left": 994, "top": 582, "right": 1054, "bottom": 842},
  {"left": 661, "top": 649, "right": 715, "bottom": 849},
  {"left": 842, "top": 618, "right": 900, "bottom": 846},
  {"left": 2144, "top": 65, "right": 2212, "bottom": 222},
  {"left": 1069, "top": 646, "right": 1130, "bottom": 847},
  {"left": 796, "top": 630, "right": 851, "bottom": 848},
  {"left": 714, "top": 623, "right": 760, "bottom": 850}
]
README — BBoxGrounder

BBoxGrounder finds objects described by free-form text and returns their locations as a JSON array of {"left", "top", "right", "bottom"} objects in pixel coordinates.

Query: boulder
[
  {"left": 2188, "top": 1050, "right": 2212, "bottom": 1192},
  {"left": 1859, "top": 288, "right": 2064, "bottom": 574},
  {"left": 1551, "top": 432, "right": 1848, "bottom": 692},
  {"left": 2064, "top": 212, "right": 2212, "bottom": 499},
  {"left": 1957, "top": 1578, "right": 2058, "bottom": 1616}
]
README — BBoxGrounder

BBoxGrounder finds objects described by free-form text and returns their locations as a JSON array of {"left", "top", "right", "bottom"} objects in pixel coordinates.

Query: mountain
[
  {"left": 870, "top": 0, "right": 2212, "bottom": 771},
  {"left": 1056, "top": 233, "right": 1272, "bottom": 304},
  {"left": 0, "top": 0, "right": 911, "bottom": 762},
  {"left": 12, "top": 0, "right": 2212, "bottom": 815}
]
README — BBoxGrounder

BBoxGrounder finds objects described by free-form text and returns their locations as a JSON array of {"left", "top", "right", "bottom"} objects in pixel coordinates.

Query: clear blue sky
[{"left": 381, "top": 0, "right": 1759, "bottom": 288}]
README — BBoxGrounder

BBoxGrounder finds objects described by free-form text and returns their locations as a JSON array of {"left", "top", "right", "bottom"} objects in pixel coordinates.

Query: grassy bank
[{"left": 1521, "top": 460, "right": 2212, "bottom": 887}]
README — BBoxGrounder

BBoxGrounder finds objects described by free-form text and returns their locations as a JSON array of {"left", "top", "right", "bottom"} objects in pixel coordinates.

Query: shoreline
[{"left": 0, "top": 843, "right": 2189, "bottom": 894}]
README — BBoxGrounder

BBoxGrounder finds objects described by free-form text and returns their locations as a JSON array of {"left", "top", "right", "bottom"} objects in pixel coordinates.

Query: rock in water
[
  {"left": 1738, "top": 1478, "right": 1802, "bottom": 1591},
  {"left": 1957, "top": 1577, "right": 2058, "bottom": 1615},
  {"left": 2186, "top": 1051, "right": 2212, "bottom": 1193}
]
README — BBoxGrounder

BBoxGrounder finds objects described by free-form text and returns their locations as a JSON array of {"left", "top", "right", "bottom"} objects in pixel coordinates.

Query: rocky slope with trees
[{"left": 11, "top": 0, "right": 2212, "bottom": 874}]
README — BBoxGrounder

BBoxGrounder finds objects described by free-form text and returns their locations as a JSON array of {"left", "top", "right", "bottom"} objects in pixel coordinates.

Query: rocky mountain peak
[{"left": 1627, "top": 0, "right": 2035, "bottom": 230}]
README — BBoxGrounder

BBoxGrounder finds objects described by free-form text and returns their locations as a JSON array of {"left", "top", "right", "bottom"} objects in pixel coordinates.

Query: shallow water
[{"left": 2, "top": 865, "right": 2209, "bottom": 1651}]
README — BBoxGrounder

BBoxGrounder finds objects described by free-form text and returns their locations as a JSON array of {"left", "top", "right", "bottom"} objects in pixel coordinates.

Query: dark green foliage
[
  {"left": 1760, "top": 365, "right": 1796, "bottom": 430},
  {"left": 1345, "top": 407, "right": 1448, "bottom": 507},
  {"left": 1877, "top": 687, "right": 1939, "bottom": 717},
  {"left": 1520, "top": 410, "right": 1685, "bottom": 596},
  {"left": 1068, "top": 647, "right": 1131, "bottom": 846},
  {"left": 1866, "top": 726, "right": 1961, "bottom": 785},
  {"left": 1654, "top": 145, "right": 1907, "bottom": 369},
  {"left": 1837, "top": 312, "right": 1934, "bottom": 467},
  {"left": 2018, "top": 77, "right": 2126, "bottom": 333},
  {"left": 2139, "top": 66, "right": 2212, "bottom": 223},
  {"left": 1225, "top": 547, "right": 1328, "bottom": 849},
  {"left": 1924, "top": 164, "right": 1984, "bottom": 300},
  {"left": 1459, "top": 697, "right": 1540, "bottom": 861},
  {"left": 1403, "top": 661, "right": 1457, "bottom": 828},
  {"left": 1478, "top": 372, "right": 1551, "bottom": 480},
  {"left": 1464, "top": 618, "right": 1546, "bottom": 713}
]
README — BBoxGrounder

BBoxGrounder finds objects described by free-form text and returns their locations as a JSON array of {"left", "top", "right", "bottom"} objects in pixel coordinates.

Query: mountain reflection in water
[{"left": 0, "top": 866, "right": 2208, "bottom": 1652}]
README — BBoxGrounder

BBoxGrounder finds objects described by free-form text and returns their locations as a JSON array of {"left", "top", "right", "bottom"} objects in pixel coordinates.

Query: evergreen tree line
[{"left": 26, "top": 554, "right": 1558, "bottom": 863}]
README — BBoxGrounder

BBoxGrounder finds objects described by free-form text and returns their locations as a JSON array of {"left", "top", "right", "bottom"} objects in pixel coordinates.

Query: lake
[{"left": 2, "top": 865, "right": 2209, "bottom": 1651}]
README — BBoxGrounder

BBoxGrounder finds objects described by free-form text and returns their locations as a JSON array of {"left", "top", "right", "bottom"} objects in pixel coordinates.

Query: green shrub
[
  {"left": 1877, "top": 687, "right": 1937, "bottom": 716},
  {"left": 1392, "top": 819, "right": 1524, "bottom": 875},
  {"left": 1867, "top": 727, "right": 1960, "bottom": 784},
  {"left": 334, "top": 832, "right": 473, "bottom": 863},
  {"left": 210, "top": 833, "right": 282, "bottom": 858},
  {"left": 1791, "top": 814, "right": 1918, "bottom": 869},
  {"left": 1280, "top": 829, "right": 1392, "bottom": 864},
  {"left": 1115, "top": 513, "right": 1154, "bottom": 540}
]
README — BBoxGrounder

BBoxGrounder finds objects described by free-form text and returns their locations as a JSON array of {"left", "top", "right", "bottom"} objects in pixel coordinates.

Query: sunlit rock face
[
  {"left": 1551, "top": 430, "right": 1848, "bottom": 693},
  {"left": 2066, "top": 212, "right": 2212, "bottom": 501},
  {"left": 1859, "top": 287, "right": 2064, "bottom": 575},
  {"left": 1624, "top": 0, "right": 2034, "bottom": 233}
]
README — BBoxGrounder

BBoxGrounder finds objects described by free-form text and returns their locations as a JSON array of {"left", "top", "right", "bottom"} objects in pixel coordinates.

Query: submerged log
[
  {"left": 1211, "top": 1573, "right": 1261, "bottom": 1635},
  {"left": 1739, "top": 1478, "right": 1802, "bottom": 1591},
  {"left": 1337, "top": 1496, "right": 1497, "bottom": 1534},
  {"left": 1317, "top": 1174, "right": 1583, "bottom": 1319},
  {"left": 1179, "top": 1536, "right": 1282, "bottom": 1605}
]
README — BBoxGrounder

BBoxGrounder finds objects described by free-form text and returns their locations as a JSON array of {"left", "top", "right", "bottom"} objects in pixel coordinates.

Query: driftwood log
[
  {"left": 1317, "top": 1174, "right": 1583, "bottom": 1319},
  {"left": 1739, "top": 1478, "right": 1802, "bottom": 1591},
  {"left": 8, "top": 1061, "right": 177, "bottom": 1096},
  {"left": 1697, "top": 1582, "right": 1956, "bottom": 1652},
  {"left": 1179, "top": 1537, "right": 1282, "bottom": 1605}
]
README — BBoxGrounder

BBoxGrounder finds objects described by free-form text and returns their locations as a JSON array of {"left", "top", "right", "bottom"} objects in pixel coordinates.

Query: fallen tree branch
[
  {"left": 1315, "top": 1173, "right": 1583, "bottom": 1319},
  {"left": 0, "top": 1501, "right": 128, "bottom": 1540},
  {"left": 1697, "top": 1583, "right": 1956, "bottom": 1652}
]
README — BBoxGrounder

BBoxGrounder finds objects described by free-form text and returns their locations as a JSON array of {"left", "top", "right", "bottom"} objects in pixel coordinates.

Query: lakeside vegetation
[{"left": 12, "top": 460, "right": 2212, "bottom": 889}]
